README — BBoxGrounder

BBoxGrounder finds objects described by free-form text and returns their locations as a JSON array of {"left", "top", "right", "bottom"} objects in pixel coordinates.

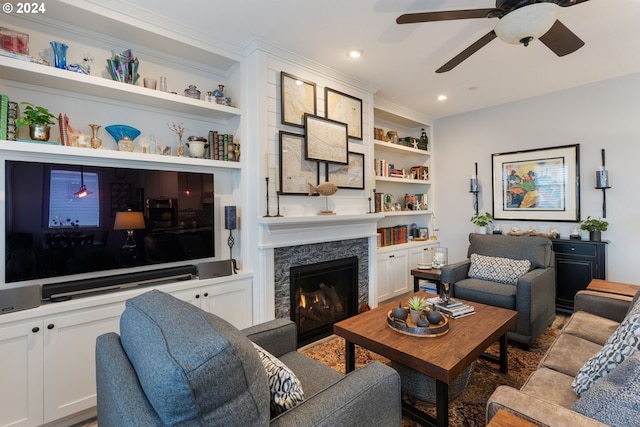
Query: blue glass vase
[
  {"left": 105, "top": 125, "right": 141, "bottom": 152},
  {"left": 50, "top": 41, "right": 68, "bottom": 69}
]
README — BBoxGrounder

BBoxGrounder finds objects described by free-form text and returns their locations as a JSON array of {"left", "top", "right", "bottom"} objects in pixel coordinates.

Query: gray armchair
[
  {"left": 96, "top": 289, "right": 401, "bottom": 427},
  {"left": 441, "top": 233, "right": 556, "bottom": 346}
]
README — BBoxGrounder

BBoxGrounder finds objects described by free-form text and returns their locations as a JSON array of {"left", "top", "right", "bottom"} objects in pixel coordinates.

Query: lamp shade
[
  {"left": 494, "top": 3, "right": 559, "bottom": 45},
  {"left": 224, "top": 206, "right": 237, "bottom": 230},
  {"left": 113, "top": 211, "right": 146, "bottom": 230}
]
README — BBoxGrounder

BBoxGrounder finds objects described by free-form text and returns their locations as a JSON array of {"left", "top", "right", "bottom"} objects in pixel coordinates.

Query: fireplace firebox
[{"left": 290, "top": 256, "right": 358, "bottom": 346}]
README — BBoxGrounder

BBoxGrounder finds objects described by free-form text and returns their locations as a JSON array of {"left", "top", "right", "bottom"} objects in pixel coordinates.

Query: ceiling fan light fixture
[{"left": 494, "top": 3, "right": 559, "bottom": 45}]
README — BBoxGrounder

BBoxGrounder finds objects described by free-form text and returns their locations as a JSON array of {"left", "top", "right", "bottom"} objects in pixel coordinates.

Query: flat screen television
[{"left": 5, "top": 159, "right": 215, "bottom": 293}]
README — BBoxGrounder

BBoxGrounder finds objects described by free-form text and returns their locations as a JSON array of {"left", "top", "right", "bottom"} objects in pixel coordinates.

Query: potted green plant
[
  {"left": 470, "top": 212, "right": 493, "bottom": 234},
  {"left": 407, "top": 295, "right": 427, "bottom": 324},
  {"left": 15, "top": 102, "right": 58, "bottom": 141},
  {"left": 580, "top": 216, "right": 608, "bottom": 241}
]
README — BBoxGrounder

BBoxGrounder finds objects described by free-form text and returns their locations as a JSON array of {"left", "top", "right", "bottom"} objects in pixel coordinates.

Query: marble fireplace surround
[{"left": 257, "top": 214, "right": 383, "bottom": 321}]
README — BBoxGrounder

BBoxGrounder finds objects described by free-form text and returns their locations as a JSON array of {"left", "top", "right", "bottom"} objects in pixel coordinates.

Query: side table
[
  {"left": 487, "top": 409, "right": 538, "bottom": 427},
  {"left": 411, "top": 268, "right": 442, "bottom": 293},
  {"left": 586, "top": 279, "right": 640, "bottom": 297}
]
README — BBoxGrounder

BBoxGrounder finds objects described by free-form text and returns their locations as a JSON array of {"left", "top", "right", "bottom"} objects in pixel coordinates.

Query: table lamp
[
  {"left": 114, "top": 210, "right": 145, "bottom": 264},
  {"left": 225, "top": 206, "right": 238, "bottom": 273}
]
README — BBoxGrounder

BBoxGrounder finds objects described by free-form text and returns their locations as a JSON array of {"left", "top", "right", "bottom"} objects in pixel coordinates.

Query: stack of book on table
[{"left": 426, "top": 297, "right": 476, "bottom": 319}]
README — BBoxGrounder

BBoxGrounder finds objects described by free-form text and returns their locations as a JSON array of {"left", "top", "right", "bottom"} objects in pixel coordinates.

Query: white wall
[{"left": 433, "top": 72, "right": 640, "bottom": 284}]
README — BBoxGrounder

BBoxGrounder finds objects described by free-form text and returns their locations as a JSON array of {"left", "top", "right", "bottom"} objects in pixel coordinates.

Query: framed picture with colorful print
[{"left": 491, "top": 144, "right": 580, "bottom": 221}]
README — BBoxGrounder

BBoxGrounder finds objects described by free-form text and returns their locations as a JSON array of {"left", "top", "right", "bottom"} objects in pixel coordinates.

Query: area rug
[{"left": 300, "top": 315, "right": 568, "bottom": 427}]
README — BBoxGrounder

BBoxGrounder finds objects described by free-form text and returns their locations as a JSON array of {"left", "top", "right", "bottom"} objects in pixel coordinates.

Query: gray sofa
[
  {"left": 95, "top": 289, "right": 402, "bottom": 426},
  {"left": 487, "top": 286, "right": 640, "bottom": 426},
  {"left": 441, "top": 233, "right": 556, "bottom": 346}
]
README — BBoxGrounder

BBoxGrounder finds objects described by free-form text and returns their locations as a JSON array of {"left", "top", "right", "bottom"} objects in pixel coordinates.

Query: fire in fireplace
[{"left": 290, "top": 256, "right": 358, "bottom": 346}]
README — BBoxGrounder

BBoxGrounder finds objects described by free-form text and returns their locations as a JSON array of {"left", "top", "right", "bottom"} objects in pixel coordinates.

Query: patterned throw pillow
[
  {"left": 252, "top": 342, "right": 305, "bottom": 416},
  {"left": 572, "top": 297, "right": 640, "bottom": 396},
  {"left": 467, "top": 253, "right": 531, "bottom": 285}
]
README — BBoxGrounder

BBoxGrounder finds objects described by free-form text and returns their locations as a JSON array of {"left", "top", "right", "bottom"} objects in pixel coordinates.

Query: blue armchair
[{"left": 96, "top": 289, "right": 401, "bottom": 426}]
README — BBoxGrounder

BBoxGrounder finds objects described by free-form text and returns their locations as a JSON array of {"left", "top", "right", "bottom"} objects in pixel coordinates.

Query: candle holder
[
  {"left": 595, "top": 149, "right": 611, "bottom": 218},
  {"left": 470, "top": 163, "right": 479, "bottom": 216},
  {"left": 225, "top": 206, "right": 238, "bottom": 274},
  {"left": 263, "top": 177, "right": 273, "bottom": 217}
]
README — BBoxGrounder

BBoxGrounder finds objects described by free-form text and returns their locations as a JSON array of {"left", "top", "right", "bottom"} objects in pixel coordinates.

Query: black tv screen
[{"left": 5, "top": 160, "right": 214, "bottom": 284}]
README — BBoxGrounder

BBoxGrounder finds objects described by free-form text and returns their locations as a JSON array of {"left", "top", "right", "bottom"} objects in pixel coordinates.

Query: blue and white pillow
[
  {"left": 468, "top": 254, "right": 531, "bottom": 285},
  {"left": 253, "top": 342, "right": 305, "bottom": 416},
  {"left": 572, "top": 296, "right": 640, "bottom": 396}
]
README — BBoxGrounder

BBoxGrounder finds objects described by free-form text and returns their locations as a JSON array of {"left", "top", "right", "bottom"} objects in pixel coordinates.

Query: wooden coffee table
[
  {"left": 333, "top": 291, "right": 518, "bottom": 427},
  {"left": 411, "top": 267, "right": 442, "bottom": 292}
]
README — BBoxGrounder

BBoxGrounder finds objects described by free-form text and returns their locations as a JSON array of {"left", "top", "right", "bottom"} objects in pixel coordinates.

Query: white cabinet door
[
  {"left": 201, "top": 279, "right": 253, "bottom": 329},
  {"left": 0, "top": 321, "right": 43, "bottom": 427},
  {"left": 408, "top": 244, "right": 438, "bottom": 269},
  {"left": 171, "top": 288, "right": 204, "bottom": 308},
  {"left": 388, "top": 251, "right": 409, "bottom": 298},
  {"left": 42, "top": 304, "right": 124, "bottom": 423},
  {"left": 377, "top": 250, "right": 409, "bottom": 302}
]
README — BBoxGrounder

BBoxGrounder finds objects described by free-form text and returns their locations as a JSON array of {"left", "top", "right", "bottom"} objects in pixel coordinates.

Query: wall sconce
[
  {"left": 595, "top": 149, "right": 611, "bottom": 218},
  {"left": 113, "top": 210, "right": 146, "bottom": 265},
  {"left": 470, "top": 162, "right": 479, "bottom": 216},
  {"left": 225, "top": 206, "right": 238, "bottom": 273}
]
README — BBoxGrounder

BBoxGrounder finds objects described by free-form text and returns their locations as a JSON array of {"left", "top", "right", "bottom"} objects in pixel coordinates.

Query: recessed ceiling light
[
  {"left": 437, "top": 95, "right": 447, "bottom": 101},
  {"left": 349, "top": 50, "right": 362, "bottom": 58}
]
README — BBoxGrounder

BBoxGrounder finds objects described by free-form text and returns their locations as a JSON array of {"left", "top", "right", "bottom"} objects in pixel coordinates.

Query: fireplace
[{"left": 290, "top": 256, "right": 358, "bottom": 346}]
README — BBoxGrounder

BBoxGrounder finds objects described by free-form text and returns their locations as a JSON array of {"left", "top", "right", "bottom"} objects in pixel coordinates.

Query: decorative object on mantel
[
  {"left": 263, "top": 177, "right": 272, "bottom": 217},
  {"left": 508, "top": 229, "right": 560, "bottom": 238},
  {"left": 106, "top": 49, "right": 139, "bottom": 84},
  {"left": 184, "top": 85, "right": 201, "bottom": 100},
  {"left": 89, "top": 124, "right": 102, "bottom": 149},
  {"left": 49, "top": 41, "right": 68, "bottom": 69},
  {"left": 580, "top": 216, "right": 608, "bottom": 242},
  {"left": 186, "top": 136, "right": 208, "bottom": 158},
  {"left": 105, "top": 124, "right": 140, "bottom": 152},
  {"left": 308, "top": 182, "right": 338, "bottom": 215},
  {"left": 470, "top": 162, "right": 479, "bottom": 216},
  {"left": 595, "top": 148, "right": 611, "bottom": 218},
  {"left": 168, "top": 122, "right": 187, "bottom": 156},
  {"left": 15, "top": 102, "right": 57, "bottom": 141},
  {"left": 224, "top": 206, "right": 238, "bottom": 274}
]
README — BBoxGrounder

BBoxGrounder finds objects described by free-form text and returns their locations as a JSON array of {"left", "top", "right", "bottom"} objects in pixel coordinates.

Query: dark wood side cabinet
[{"left": 552, "top": 239, "right": 608, "bottom": 312}]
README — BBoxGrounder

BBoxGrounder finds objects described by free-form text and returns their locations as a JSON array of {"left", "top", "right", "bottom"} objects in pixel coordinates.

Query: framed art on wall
[
  {"left": 491, "top": 144, "right": 580, "bottom": 221},
  {"left": 279, "top": 131, "right": 319, "bottom": 195},
  {"left": 280, "top": 72, "right": 317, "bottom": 128},
  {"left": 327, "top": 151, "right": 365, "bottom": 189},
  {"left": 324, "top": 87, "right": 363, "bottom": 140},
  {"left": 304, "top": 113, "right": 349, "bottom": 164}
]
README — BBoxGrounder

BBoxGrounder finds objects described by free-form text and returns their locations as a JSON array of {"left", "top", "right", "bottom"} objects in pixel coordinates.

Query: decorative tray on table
[{"left": 387, "top": 309, "right": 449, "bottom": 337}]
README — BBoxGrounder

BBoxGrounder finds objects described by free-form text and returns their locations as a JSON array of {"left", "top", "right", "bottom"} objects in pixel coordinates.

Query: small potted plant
[
  {"left": 470, "top": 212, "right": 493, "bottom": 234},
  {"left": 407, "top": 295, "right": 427, "bottom": 324},
  {"left": 15, "top": 102, "right": 58, "bottom": 141},
  {"left": 579, "top": 216, "right": 608, "bottom": 241}
]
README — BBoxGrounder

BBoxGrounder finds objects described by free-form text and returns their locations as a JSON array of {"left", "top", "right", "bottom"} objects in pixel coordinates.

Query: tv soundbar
[{"left": 41, "top": 265, "right": 197, "bottom": 301}]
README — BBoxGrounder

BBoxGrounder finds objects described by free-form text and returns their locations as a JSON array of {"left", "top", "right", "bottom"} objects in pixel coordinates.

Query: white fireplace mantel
[{"left": 257, "top": 213, "right": 385, "bottom": 249}]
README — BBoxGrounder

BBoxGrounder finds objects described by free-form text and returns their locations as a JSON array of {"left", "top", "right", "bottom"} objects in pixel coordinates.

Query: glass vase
[
  {"left": 89, "top": 124, "right": 102, "bottom": 149},
  {"left": 50, "top": 41, "right": 68, "bottom": 69}
]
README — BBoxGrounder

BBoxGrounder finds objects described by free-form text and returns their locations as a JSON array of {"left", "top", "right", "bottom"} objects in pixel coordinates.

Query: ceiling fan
[{"left": 397, "top": 0, "right": 590, "bottom": 73}]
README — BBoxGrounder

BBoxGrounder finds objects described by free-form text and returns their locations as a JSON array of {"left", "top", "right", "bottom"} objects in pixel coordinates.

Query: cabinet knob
[
  {"left": 195, "top": 294, "right": 200, "bottom": 299},
  {"left": 32, "top": 326, "right": 40, "bottom": 333},
  {"left": 203, "top": 292, "right": 209, "bottom": 297},
  {"left": 389, "top": 255, "right": 395, "bottom": 258},
  {"left": 47, "top": 324, "right": 54, "bottom": 330},
  {"left": 571, "top": 247, "right": 576, "bottom": 251}
]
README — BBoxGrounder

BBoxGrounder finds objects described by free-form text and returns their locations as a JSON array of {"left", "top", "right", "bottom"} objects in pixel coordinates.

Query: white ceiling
[{"left": 117, "top": 0, "right": 640, "bottom": 119}]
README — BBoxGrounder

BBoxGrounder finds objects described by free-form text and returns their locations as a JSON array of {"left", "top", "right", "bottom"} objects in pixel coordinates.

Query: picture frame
[
  {"left": 491, "top": 144, "right": 580, "bottom": 221},
  {"left": 326, "top": 151, "right": 365, "bottom": 189},
  {"left": 324, "top": 87, "right": 363, "bottom": 140},
  {"left": 304, "top": 113, "right": 349, "bottom": 164},
  {"left": 280, "top": 72, "right": 317, "bottom": 128},
  {"left": 279, "top": 131, "right": 319, "bottom": 195}
]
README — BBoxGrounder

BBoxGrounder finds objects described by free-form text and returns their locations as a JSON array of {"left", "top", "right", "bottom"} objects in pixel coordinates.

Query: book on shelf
[{"left": 426, "top": 297, "right": 476, "bottom": 318}]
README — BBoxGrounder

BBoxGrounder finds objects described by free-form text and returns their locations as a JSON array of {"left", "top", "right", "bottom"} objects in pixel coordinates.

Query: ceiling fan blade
[
  {"left": 397, "top": 9, "right": 497, "bottom": 24},
  {"left": 436, "top": 30, "right": 497, "bottom": 73},
  {"left": 557, "top": 0, "right": 591, "bottom": 6},
  {"left": 539, "top": 20, "right": 585, "bottom": 57}
]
